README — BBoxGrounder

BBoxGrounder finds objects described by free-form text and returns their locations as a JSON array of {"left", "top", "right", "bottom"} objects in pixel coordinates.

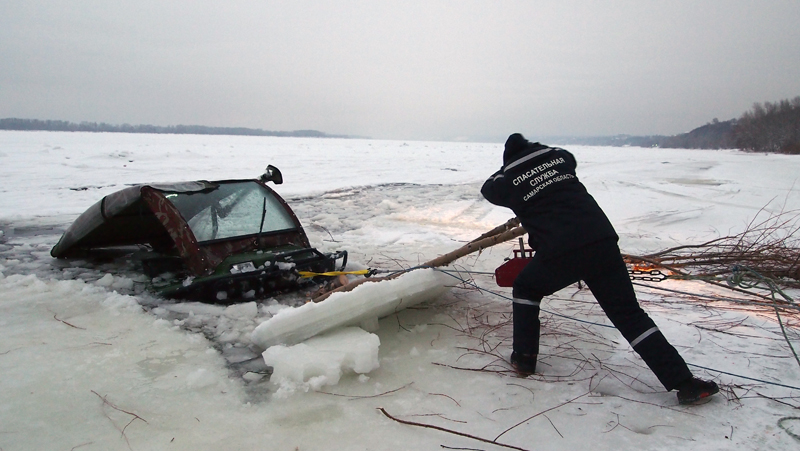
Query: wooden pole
[
  {"left": 311, "top": 220, "right": 526, "bottom": 303},
  {"left": 420, "top": 225, "right": 526, "bottom": 268},
  {"left": 467, "top": 217, "right": 520, "bottom": 244}
]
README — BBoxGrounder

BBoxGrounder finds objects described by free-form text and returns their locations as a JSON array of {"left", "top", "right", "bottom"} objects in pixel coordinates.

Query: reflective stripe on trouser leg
[
  {"left": 630, "top": 326, "right": 659, "bottom": 348},
  {"left": 628, "top": 327, "right": 693, "bottom": 391},
  {"left": 513, "top": 298, "right": 541, "bottom": 307},
  {"left": 512, "top": 300, "right": 541, "bottom": 356}
]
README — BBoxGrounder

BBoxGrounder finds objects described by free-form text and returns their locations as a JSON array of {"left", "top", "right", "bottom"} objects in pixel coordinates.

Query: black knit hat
[{"left": 503, "top": 133, "right": 530, "bottom": 164}]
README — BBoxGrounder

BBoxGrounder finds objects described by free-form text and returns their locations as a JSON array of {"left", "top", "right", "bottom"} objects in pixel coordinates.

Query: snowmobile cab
[{"left": 51, "top": 166, "right": 346, "bottom": 303}]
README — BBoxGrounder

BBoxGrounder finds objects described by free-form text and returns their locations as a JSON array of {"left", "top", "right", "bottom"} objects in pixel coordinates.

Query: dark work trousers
[{"left": 511, "top": 238, "right": 693, "bottom": 391}]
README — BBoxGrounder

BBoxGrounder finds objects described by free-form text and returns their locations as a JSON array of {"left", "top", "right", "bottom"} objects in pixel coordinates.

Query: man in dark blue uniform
[{"left": 482, "top": 133, "right": 718, "bottom": 404}]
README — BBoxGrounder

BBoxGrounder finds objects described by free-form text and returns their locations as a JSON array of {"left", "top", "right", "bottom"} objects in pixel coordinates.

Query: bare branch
[{"left": 378, "top": 407, "right": 531, "bottom": 451}]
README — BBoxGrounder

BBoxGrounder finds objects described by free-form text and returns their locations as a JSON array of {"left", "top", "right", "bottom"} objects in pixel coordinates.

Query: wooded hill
[{"left": 558, "top": 96, "right": 800, "bottom": 154}]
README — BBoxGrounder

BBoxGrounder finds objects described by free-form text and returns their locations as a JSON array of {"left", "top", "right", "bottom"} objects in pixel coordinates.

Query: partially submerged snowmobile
[{"left": 51, "top": 166, "right": 346, "bottom": 303}]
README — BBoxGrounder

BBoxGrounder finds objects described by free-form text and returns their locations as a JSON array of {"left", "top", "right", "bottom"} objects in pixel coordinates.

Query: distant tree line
[
  {"left": 733, "top": 97, "right": 800, "bottom": 154},
  {"left": 0, "top": 118, "right": 347, "bottom": 139},
  {"left": 555, "top": 95, "right": 800, "bottom": 154}
]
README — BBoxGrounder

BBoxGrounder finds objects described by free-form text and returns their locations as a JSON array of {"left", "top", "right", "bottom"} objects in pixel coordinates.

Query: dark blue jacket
[{"left": 481, "top": 143, "right": 617, "bottom": 258}]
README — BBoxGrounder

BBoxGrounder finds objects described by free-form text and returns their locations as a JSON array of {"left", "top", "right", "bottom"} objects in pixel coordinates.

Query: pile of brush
[{"left": 624, "top": 209, "right": 800, "bottom": 290}]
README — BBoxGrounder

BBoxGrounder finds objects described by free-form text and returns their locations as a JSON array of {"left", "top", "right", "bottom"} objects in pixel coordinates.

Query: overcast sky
[{"left": 2, "top": 1, "right": 799, "bottom": 142}]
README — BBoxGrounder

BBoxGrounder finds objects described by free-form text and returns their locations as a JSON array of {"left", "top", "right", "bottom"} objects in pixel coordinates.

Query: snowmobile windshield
[{"left": 165, "top": 181, "right": 297, "bottom": 242}]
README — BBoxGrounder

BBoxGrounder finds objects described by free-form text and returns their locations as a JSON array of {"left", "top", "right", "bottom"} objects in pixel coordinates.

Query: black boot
[
  {"left": 676, "top": 377, "right": 719, "bottom": 404},
  {"left": 510, "top": 352, "right": 537, "bottom": 376}
]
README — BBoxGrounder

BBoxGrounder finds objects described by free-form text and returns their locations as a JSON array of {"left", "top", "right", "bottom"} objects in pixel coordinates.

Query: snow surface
[{"left": 1, "top": 130, "right": 800, "bottom": 450}]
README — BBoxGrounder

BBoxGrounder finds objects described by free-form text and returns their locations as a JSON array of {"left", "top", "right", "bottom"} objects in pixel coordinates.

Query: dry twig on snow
[{"left": 91, "top": 390, "right": 147, "bottom": 449}]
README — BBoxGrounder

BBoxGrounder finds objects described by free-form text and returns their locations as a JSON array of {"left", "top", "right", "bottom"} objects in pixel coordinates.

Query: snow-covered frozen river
[{"left": 1, "top": 131, "right": 799, "bottom": 450}]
